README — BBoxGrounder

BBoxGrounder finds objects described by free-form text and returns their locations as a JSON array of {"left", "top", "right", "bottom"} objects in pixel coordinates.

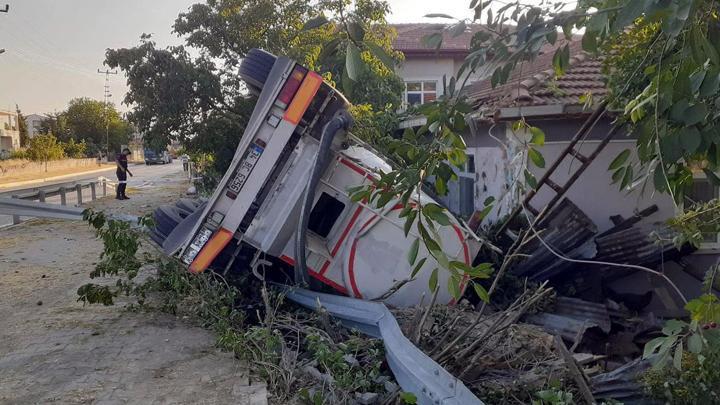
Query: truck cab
[{"left": 166, "top": 49, "right": 479, "bottom": 307}]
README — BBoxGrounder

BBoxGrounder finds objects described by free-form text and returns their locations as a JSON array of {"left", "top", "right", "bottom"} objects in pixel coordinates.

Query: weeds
[{"left": 80, "top": 209, "right": 399, "bottom": 403}]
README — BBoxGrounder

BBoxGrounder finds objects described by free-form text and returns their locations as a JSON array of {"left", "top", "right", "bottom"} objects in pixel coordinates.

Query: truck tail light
[
  {"left": 189, "top": 227, "right": 234, "bottom": 273},
  {"left": 276, "top": 66, "right": 308, "bottom": 109},
  {"left": 283, "top": 71, "right": 323, "bottom": 125}
]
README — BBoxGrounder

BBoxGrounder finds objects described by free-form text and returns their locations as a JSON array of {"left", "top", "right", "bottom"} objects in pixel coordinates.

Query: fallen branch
[{"left": 554, "top": 335, "right": 596, "bottom": 405}]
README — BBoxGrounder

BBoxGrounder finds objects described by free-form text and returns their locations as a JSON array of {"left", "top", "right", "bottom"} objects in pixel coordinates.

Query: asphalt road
[{"left": 0, "top": 161, "right": 186, "bottom": 227}]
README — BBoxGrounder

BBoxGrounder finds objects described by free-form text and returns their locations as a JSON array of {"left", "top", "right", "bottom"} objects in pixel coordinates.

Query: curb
[{"left": 0, "top": 166, "right": 116, "bottom": 190}]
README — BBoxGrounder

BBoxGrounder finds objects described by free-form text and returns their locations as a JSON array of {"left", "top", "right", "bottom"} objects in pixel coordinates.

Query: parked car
[{"left": 145, "top": 149, "right": 172, "bottom": 165}]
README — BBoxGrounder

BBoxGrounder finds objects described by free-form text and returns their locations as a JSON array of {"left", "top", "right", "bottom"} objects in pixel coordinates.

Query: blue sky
[{"left": 0, "top": 0, "right": 483, "bottom": 114}]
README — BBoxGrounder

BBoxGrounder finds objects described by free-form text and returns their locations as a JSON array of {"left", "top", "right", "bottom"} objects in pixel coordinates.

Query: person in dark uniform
[{"left": 116, "top": 148, "right": 133, "bottom": 200}]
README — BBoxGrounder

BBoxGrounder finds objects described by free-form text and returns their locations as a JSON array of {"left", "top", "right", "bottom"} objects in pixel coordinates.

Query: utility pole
[
  {"left": 97, "top": 69, "right": 117, "bottom": 160},
  {"left": 1, "top": 4, "right": 8, "bottom": 56}
]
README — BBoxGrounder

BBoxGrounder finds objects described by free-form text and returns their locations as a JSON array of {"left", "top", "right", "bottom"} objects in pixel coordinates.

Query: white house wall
[
  {"left": 528, "top": 140, "right": 676, "bottom": 232},
  {"left": 395, "top": 57, "right": 460, "bottom": 90}
]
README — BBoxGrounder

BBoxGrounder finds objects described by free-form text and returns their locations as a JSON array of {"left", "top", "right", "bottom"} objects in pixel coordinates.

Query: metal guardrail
[
  {"left": 283, "top": 287, "right": 483, "bottom": 405},
  {"left": 2, "top": 177, "right": 116, "bottom": 225}
]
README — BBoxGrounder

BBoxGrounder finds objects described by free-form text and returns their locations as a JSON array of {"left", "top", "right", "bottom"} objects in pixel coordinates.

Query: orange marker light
[
  {"left": 283, "top": 71, "right": 322, "bottom": 125},
  {"left": 189, "top": 228, "right": 234, "bottom": 273}
]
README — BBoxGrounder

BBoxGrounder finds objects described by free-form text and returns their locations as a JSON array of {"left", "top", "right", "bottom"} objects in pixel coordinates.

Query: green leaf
[
  {"left": 366, "top": 42, "right": 395, "bottom": 71},
  {"left": 611, "top": 167, "right": 626, "bottom": 184},
  {"left": 431, "top": 249, "right": 450, "bottom": 270},
  {"left": 408, "top": 238, "right": 419, "bottom": 265},
  {"left": 403, "top": 211, "right": 417, "bottom": 237},
  {"left": 611, "top": 0, "right": 645, "bottom": 32},
  {"left": 429, "top": 268, "right": 439, "bottom": 292},
  {"left": 376, "top": 192, "right": 395, "bottom": 208},
  {"left": 581, "top": 32, "right": 597, "bottom": 53},
  {"left": 643, "top": 336, "right": 666, "bottom": 359},
  {"left": 673, "top": 341, "right": 683, "bottom": 370},
  {"left": 528, "top": 148, "right": 545, "bottom": 168},
  {"left": 689, "top": 69, "right": 707, "bottom": 95},
  {"left": 302, "top": 15, "right": 329, "bottom": 31},
  {"left": 345, "top": 42, "right": 362, "bottom": 81},
  {"left": 609, "top": 149, "right": 631, "bottom": 170},
  {"left": 621, "top": 165, "right": 633, "bottom": 189},
  {"left": 448, "top": 275, "right": 461, "bottom": 299},
  {"left": 348, "top": 22, "right": 365, "bottom": 42},
  {"left": 421, "top": 32, "right": 443, "bottom": 50},
  {"left": 435, "top": 176, "right": 447, "bottom": 195},
  {"left": 700, "top": 69, "right": 720, "bottom": 98},
  {"left": 683, "top": 103, "right": 708, "bottom": 127},
  {"left": 688, "top": 332, "right": 703, "bottom": 353},
  {"left": 680, "top": 127, "right": 702, "bottom": 154},
  {"left": 473, "top": 282, "right": 489, "bottom": 303},
  {"left": 410, "top": 257, "right": 427, "bottom": 278},
  {"left": 524, "top": 169, "right": 538, "bottom": 189},
  {"left": 529, "top": 126, "right": 545, "bottom": 146},
  {"left": 422, "top": 204, "right": 451, "bottom": 226},
  {"left": 450, "top": 21, "right": 467, "bottom": 38}
]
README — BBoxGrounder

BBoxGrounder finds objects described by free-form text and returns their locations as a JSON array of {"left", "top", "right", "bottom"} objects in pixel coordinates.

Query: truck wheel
[
  {"left": 239, "top": 48, "right": 277, "bottom": 91},
  {"left": 150, "top": 200, "right": 205, "bottom": 247},
  {"left": 154, "top": 206, "right": 186, "bottom": 238}
]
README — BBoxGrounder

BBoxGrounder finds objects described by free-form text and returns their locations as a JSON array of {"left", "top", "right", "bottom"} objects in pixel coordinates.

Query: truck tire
[
  {"left": 239, "top": 48, "right": 277, "bottom": 91},
  {"left": 154, "top": 206, "right": 187, "bottom": 239},
  {"left": 150, "top": 200, "right": 205, "bottom": 247}
]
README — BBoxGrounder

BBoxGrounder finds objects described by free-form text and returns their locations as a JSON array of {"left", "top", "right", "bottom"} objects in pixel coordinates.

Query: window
[
  {"left": 404, "top": 81, "right": 437, "bottom": 106},
  {"left": 465, "top": 154, "right": 476, "bottom": 174},
  {"left": 686, "top": 177, "right": 720, "bottom": 247},
  {"left": 308, "top": 192, "right": 346, "bottom": 238}
]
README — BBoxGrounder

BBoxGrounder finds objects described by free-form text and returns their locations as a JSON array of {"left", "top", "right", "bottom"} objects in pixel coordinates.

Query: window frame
[{"left": 403, "top": 79, "right": 439, "bottom": 107}]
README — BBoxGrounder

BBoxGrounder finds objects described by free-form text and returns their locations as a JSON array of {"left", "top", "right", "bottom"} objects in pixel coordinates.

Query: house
[
  {"left": 0, "top": 110, "right": 21, "bottom": 151},
  {"left": 24, "top": 113, "right": 45, "bottom": 138},
  {"left": 453, "top": 37, "right": 717, "bottom": 316},
  {"left": 391, "top": 24, "right": 485, "bottom": 108}
]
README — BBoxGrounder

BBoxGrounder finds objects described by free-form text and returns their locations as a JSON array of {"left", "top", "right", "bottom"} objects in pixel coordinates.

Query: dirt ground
[{"left": 0, "top": 166, "right": 268, "bottom": 404}]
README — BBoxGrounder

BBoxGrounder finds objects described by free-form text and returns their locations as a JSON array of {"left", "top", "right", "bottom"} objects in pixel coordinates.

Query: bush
[
  {"left": 63, "top": 138, "right": 88, "bottom": 158},
  {"left": 644, "top": 345, "right": 720, "bottom": 403},
  {"left": 9, "top": 149, "right": 28, "bottom": 160}
]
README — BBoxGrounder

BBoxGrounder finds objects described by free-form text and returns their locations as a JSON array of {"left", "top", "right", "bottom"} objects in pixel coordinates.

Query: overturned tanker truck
[{"left": 153, "top": 49, "right": 481, "bottom": 308}]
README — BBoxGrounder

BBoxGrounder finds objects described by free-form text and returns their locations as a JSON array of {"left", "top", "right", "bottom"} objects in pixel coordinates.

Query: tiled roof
[
  {"left": 466, "top": 38, "right": 607, "bottom": 114},
  {"left": 391, "top": 23, "right": 485, "bottom": 55}
]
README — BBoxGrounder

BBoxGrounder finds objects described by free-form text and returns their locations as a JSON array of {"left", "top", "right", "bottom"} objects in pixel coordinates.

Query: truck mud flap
[{"left": 282, "top": 287, "right": 483, "bottom": 405}]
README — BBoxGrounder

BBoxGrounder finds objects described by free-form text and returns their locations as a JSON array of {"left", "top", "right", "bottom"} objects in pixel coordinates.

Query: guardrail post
[
  {"left": 60, "top": 187, "right": 67, "bottom": 206},
  {"left": 11, "top": 195, "right": 20, "bottom": 225},
  {"left": 90, "top": 182, "right": 97, "bottom": 201},
  {"left": 75, "top": 184, "right": 83, "bottom": 206},
  {"left": 102, "top": 178, "right": 107, "bottom": 197},
  {"left": 38, "top": 190, "right": 46, "bottom": 203}
]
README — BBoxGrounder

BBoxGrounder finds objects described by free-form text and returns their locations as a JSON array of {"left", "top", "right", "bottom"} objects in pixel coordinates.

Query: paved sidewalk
[{"left": 0, "top": 166, "right": 267, "bottom": 404}]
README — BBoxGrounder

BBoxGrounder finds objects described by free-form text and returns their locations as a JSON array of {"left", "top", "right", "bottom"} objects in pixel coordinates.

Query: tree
[
  {"left": 105, "top": 0, "right": 403, "bottom": 176},
  {"left": 15, "top": 105, "right": 28, "bottom": 147},
  {"left": 26, "top": 134, "right": 65, "bottom": 171},
  {"left": 63, "top": 98, "right": 132, "bottom": 155}
]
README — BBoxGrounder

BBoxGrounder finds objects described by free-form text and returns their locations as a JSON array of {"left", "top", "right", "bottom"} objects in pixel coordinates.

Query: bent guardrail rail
[{"left": 282, "top": 287, "right": 482, "bottom": 405}]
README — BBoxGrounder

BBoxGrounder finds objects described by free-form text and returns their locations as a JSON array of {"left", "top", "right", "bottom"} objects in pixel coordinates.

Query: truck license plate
[{"left": 226, "top": 143, "right": 264, "bottom": 199}]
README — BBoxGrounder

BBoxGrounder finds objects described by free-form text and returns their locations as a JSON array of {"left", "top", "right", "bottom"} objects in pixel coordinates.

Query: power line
[{"left": 98, "top": 69, "right": 118, "bottom": 158}]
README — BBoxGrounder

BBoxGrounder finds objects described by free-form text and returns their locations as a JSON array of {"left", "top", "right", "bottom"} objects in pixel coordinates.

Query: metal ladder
[{"left": 497, "top": 102, "right": 619, "bottom": 235}]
